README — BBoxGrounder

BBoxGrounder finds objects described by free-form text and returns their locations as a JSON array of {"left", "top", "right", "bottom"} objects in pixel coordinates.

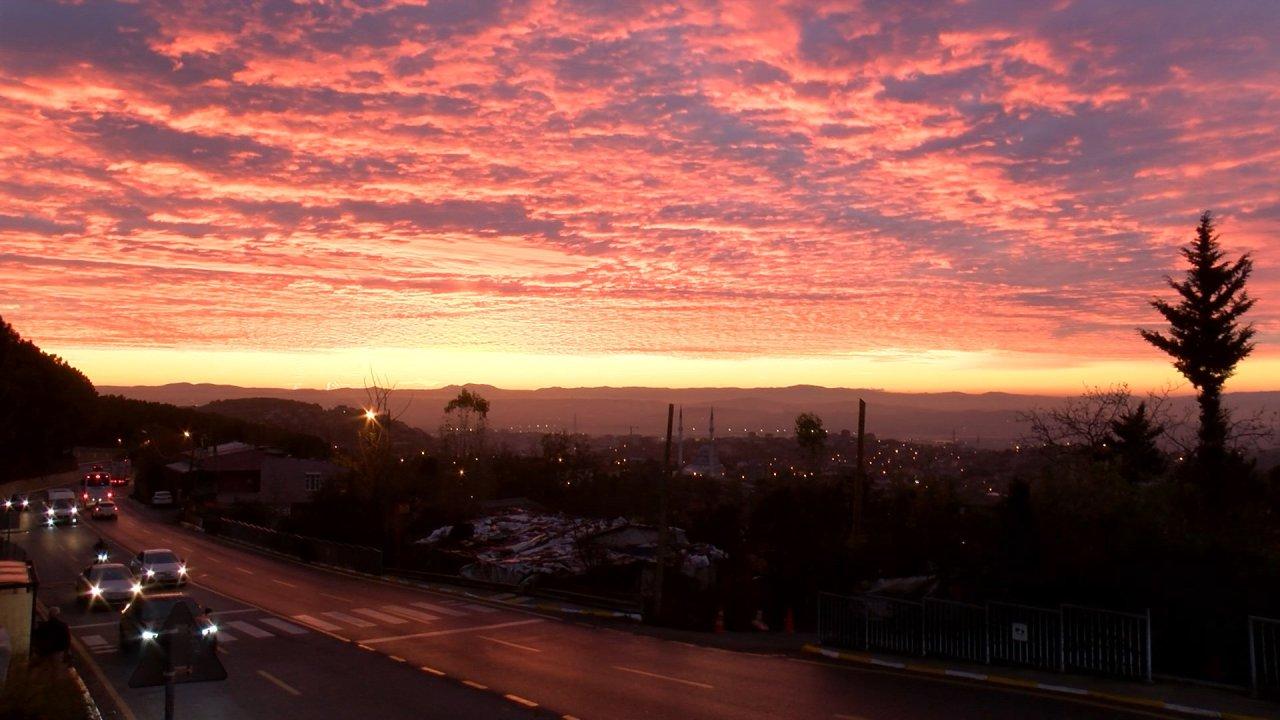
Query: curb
[
  {"left": 33, "top": 599, "right": 111, "bottom": 720},
  {"left": 802, "top": 645, "right": 1272, "bottom": 720}
]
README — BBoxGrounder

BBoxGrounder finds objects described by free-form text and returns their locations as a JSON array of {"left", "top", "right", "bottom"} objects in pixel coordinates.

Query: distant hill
[
  {"left": 97, "top": 382, "right": 1280, "bottom": 446},
  {"left": 200, "top": 397, "right": 429, "bottom": 450}
]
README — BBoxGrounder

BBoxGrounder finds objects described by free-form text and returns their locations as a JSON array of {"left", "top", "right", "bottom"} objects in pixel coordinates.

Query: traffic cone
[
  {"left": 714, "top": 607, "right": 725, "bottom": 634},
  {"left": 784, "top": 608, "right": 795, "bottom": 634}
]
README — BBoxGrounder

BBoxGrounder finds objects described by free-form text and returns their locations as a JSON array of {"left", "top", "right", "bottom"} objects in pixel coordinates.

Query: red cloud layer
[{"left": 1, "top": 0, "right": 1278, "bottom": 372}]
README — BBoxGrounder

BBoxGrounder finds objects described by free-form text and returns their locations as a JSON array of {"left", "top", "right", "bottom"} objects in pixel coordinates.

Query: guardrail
[
  {"left": 204, "top": 517, "right": 383, "bottom": 575},
  {"left": 819, "top": 593, "right": 1153, "bottom": 682}
]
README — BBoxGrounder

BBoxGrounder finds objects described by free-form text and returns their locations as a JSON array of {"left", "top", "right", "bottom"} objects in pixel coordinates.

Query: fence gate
[
  {"left": 1062, "top": 605, "right": 1151, "bottom": 681},
  {"left": 1250, "top": 616, "right": 1280, "bottom": 697},
  {"left": 987, "top": 601, "right": 1061, "bottom": 671}
]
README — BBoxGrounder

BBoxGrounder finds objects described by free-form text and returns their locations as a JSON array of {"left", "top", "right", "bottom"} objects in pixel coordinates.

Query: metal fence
[
  {"left": 206, "top": 517, "right": 383, "bottom": 575},
  {"left": 1250, "top": 616, "right": 1280, "bottom": 697},
  {"left": 819, "top": 592, "right": 1154, "bottom": 682},
  {"left": 1062, "top": 604, "right": 1150, "bottom": 681},
  {"left": 924, "top": 598, "right": 987, "bottom": 664}
]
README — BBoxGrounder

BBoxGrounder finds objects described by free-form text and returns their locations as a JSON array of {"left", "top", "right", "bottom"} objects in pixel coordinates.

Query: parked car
[
  {"left": 91, "top": 501, "right": 118, "bottom": 521},
  {"left": 150, "top": 490, "right": 173, "bottom": 506},
  {"left": 118, "top": 592, "right": 217, "bottom": 653},
  {"left": 77, "top": 563, "right": 140, "bottom": 609},
  {"left": 131, "top": 548, "right": 188, "bottom": 587},
  {"left": 44, "top": 497, "right": 79, "bottom": 525}
]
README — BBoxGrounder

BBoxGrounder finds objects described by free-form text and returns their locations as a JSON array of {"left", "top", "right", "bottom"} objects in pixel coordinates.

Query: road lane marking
[
  {"left": 226, "top": 620, "right": 273, "bottom": 638},
  {"left": 257, "top": 670, "right": 302, "bottom": 696},
  {"left": 293, "top": 614, "right": 342, "bottom": 632},
  {"left": 381, "top": 605, "right": 439, "bottom": 623},
  {"left": 323, "top": 611, "right": 374, "bottom": 628},
  {"left": 363, "top": 619, "right": 544, "bottom": 644},
  {"left": 505, "top": 694, "right": 538, "bottom": 708},
  {"left": 479, "top": 635, "right": 541, "bottom": 653},
  {"left": 82, "top": 634, "right": 107, "bottom": 648},
  {"left": 216, "top": 629, "right": 237, "bottom": 642},
  {"left": 612, "top": 665, "right": 714, "bottom": 690},
  {"left": 352, "top": 608, "right": 407, "bottom": 624},
  {"left": 235, "top": 567, "right": 254, "bottom": 575},
  {"left": 320, "top": 592, "right": 354, "bottom": 603},
  {"left": 68, "top": 626, "right": 139, "bottom": 720},
  {"left": 71, "top": 621, "right": 122, "bottom": 630},
  {"left": 411, "top": 601, "right": 468, "bottom": 617},
  {"left": 389, "top": 655, "right": 407, "bottom": 663},
  {"left": 462, "top": 680, "right": 487, "bottom": 690},
  {"left": 420, "top": 666, "right": 446, "bottom": 676},
  {"left": 271, "top": 579, "right": 297, "bottom": 588},
  {"left": 259, "top": 618, "right": 308, "bottom": 635}
]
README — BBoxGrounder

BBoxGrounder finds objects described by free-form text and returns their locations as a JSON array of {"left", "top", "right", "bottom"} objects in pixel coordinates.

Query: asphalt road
[{"left": 13, "top": 499, "right": 1183, "bottom": 720}]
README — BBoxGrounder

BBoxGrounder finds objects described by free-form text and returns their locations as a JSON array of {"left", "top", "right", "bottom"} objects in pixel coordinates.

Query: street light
[{"left": 364, "top": 409, "right": 378, "bottom": 422}]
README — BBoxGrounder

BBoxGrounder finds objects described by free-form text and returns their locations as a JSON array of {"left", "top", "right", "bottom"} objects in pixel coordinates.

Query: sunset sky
[{"left": 2, "top": 0, "right": 1279, "bottom": 393}]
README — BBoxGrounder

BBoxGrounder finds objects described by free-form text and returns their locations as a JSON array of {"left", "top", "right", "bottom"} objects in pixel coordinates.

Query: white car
[
  {"left": 77, "top": 563, "right": 141, "bottom": 608},
  {"left": 48, "top": 487, "right": 77, "bottom": 504},
  {"left": 150, "top": 490, "right": 173, "bottom": 506},
  {"left": 131, "top": 548, "right": 188, "bottom": 587},
  {"left": 91, "top": 501, "right": 118, "bottom": 520},
  {"left": 45, "top": 498, "right": 79, "bottom": 525}
]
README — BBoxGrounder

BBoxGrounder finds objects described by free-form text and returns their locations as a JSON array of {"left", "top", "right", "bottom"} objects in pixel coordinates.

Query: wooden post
[
  {"left": 853, "top": 399, "right": 867, "bottom": 533},
  {"left": 653, "top": 404, "right": 674, "bottom": 622}
]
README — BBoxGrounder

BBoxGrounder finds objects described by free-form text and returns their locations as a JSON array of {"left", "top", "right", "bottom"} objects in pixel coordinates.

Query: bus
[{"left": 82, "top": 469, "right": 115, "bottom": 506}]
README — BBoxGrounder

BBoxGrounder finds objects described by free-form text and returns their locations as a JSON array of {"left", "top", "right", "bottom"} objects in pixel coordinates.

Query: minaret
[
  {"left": 709, "top": 407, "right": 715, "bottom": 441},
  {"left": 677, "top": 406, "right": 684, "bottom": 468}
]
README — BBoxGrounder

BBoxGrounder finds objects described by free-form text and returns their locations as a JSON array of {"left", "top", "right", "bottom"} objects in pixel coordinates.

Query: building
[
  {"left": 165, "top": 442, "right": 342, "bottom": 513},
  {"left": 681, "top": 408, "right": 726, "bottom": 479}
]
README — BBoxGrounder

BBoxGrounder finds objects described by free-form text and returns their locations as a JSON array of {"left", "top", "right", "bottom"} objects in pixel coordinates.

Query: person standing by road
[{"left": 34, "top": 606, "right": 71, "bottom": 668}]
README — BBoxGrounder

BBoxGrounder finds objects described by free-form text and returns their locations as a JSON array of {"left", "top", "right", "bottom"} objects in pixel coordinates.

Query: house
[{"left": 165, "top": 443, "right": 343, "bottom": 513}]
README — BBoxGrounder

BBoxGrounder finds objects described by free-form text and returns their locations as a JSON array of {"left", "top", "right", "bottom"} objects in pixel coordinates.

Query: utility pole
[
  {"left": 653, "top": 403, "right": 674, "bottom": 623},
  {"left": 853, "top": 399, "right": 867, "bottom": 533}
]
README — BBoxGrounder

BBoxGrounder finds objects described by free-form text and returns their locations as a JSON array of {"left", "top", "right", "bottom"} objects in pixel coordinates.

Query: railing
[
  {"left": 205, "top": 517, "right": 383, "bottom": 575},
  {"left": 1250, "top": 615, "right": 1280, "bottom": 697},
  {"left": 819, "top": 592, "right": 1154, "bottom": 682},
  {"left": 924, "top": 598, "right": 987, "bottom": 664}
]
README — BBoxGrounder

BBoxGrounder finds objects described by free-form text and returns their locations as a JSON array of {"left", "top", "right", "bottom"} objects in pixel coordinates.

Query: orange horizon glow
[{"left": 3, "top": 2, "right": 1280, "bottom": 393}]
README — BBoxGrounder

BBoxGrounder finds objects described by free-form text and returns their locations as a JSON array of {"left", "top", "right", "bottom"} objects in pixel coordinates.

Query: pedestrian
[{"left": 36, "top": 606, "right": 71, "bottom": 668}]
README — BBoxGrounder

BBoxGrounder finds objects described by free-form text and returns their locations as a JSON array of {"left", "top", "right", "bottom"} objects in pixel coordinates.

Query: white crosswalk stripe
[
  {"left": 226, "top": 620, "right": 273, "bottom": 638},
  {"left": 215, "top": 628, "right": 238, "bottom": 642},
  {"left": 259, "top": 618, "right": 308, "bottom": 635},
  {"left": 381, "top": 605, "right": 439, "bottom": 623},
  {"left": 411, "top": 601, "right": 469, "bottom": 617},
  {"left": 323, "top": 611, "right": 374, "bottom": 628},
  {"left": 294, "top": 614, "right": 342, "bottom": 632},
  {"left": 352, "top": 608, "right": 407, "bottom": 624}
]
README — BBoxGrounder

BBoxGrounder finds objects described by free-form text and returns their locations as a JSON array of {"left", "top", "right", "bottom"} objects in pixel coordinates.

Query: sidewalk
[{"left": 803, "top": 643, "right": 1278, "bottom": 720}]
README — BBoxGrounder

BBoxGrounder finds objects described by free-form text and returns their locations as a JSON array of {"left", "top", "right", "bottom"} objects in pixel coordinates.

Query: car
[
  {"left": 44, "top": 497, "right": 79, "bottom": 525},
  {"left": 131, "top": 548, "right": 188, "bottom": 587},
  {"left": 47, "top": 487, "right": 76, "bottom": 504},
  {"left": 4, "top": 493, "right": 29, "bottom": 512},
  {"left": 77, "top": 563, "right": 141, "bottom": 609},
  {"left": 150, "top": 490, "right": 173, "bottom": 506},
  {"left": 91, "top": 501, "right": 118, "bottom": 521},
  {"left": 118, "top": 592, "right": 217, "bottom": 654}
]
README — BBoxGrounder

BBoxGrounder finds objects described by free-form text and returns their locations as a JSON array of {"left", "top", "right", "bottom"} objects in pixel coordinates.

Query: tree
[
  {"left": 794, "top": 412, "right": 827, "bottom": 459},
  {"left": 1140, "top": 211, "right": 1256, "bottom": 466},
  {"left": 1022, "top": 385, "right": 1135, "bottom": 453},
  {"left": 440, "top": 388, "right": 490, "bottom": 460},
  {"left": 1108, "top": 402, "right": 1166, "bottom": 484}
]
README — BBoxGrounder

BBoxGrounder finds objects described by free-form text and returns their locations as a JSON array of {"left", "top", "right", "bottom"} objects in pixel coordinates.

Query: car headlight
[
  {"left": 201, "top": 625, "right": 218, "bottom": 637},
  {"left": 131, "top": 583, "right": 143, "bottom": 594},
  {"left": 3, "top": 501, "right": 11, "bottom": 509},
  {"left": 70, "top": 507, "right": 78, "bottom": 515},
  {"left": 89, "top": 585, "right": 102, "bottom": 596},
  {"left": 178, "top": 565, "right": 187, "bottom": 575},
  {"left": 145, "top": 569, "right": 155, "bottom": 577},
  {"left": 46, "top": 508, "right": 55, "bottom": 516},
  {"left": 141, "top": 629, "right": 158, "bottom": 641}
]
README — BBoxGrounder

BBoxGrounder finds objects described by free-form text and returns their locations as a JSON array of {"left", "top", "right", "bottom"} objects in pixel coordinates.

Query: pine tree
[
  {"left": 1139, "top": 211, "right": 1255, "bottom": 465},
  {"left": 1108, "top": 402, "right": 1165, "bottom": 483}
]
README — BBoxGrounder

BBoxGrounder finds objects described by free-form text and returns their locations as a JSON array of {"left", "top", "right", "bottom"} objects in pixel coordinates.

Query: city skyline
[{"left": 3, "top": 1, "right": 1279, "bottom": 392}]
